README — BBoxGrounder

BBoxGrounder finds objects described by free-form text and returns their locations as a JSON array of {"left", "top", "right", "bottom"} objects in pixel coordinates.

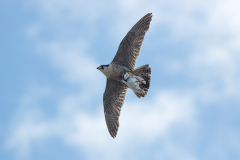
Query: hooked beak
[{"left": 97, "top": 67, "right": 100, "bottom": 70}]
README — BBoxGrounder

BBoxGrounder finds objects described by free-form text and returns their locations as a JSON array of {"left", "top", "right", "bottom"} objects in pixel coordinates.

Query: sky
[{"left": 1, "top": 0, "right": 240, "bottom": 160}]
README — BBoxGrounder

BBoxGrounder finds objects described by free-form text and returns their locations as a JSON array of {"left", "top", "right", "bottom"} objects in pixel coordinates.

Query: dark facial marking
[{"left": 101, "top": 64, "right": 109, "bottom": 70}]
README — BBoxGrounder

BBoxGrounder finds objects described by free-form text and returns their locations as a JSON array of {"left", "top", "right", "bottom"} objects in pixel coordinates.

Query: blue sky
[{"left": 1, "top": 0, "right": 240, "bottom": 160}]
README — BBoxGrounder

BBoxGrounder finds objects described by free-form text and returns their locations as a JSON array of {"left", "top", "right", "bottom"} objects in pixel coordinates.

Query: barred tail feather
[{"left": 132, "top": 64, "right": 151, "bottom": 98}]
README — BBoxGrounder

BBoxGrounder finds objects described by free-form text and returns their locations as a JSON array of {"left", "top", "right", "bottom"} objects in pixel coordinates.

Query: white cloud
[
  {"left": 8, "top": 0, "right": 240, "bottom": 159},
  {"left": 27, "top": 0, "right": 115, "bottom": 22},
  {"left": 6, "top": 85, "right": 53, "bottom": 158},
  {"left": 114, "top": 0, "right": 240, "bottom": 38},
  {"left": 6, "top": 88, "right": 196, "bottom": 160},
  {"left": 36, "top": 39, "right": 105, "bottom": 94}
]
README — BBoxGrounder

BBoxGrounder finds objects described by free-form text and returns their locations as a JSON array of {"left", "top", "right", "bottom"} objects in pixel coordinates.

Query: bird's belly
[
  {"left": 126, "top": 77, "right": 138, "bottom": 87},
  {"left": 123, "top": 75, "right": 145, "bottom": 94}
]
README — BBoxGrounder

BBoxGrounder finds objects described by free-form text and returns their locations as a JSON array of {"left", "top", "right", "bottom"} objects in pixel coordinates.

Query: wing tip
[
  {"left": 143, "top": 13, "right": 152, "bottom": 24},
  {"left": 147, "top": 13, "right": 153, "bottom": 18},
  {"left": 110, "top": 131, "right": 117, "bottom": 138},
  {"left": 108, "top": 122, "right": 119, "bottom": 138}
]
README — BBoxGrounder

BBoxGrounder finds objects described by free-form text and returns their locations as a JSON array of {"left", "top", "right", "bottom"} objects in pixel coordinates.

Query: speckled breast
[{"left": 109, "top": 63, "right": 131, "bottom": 82}]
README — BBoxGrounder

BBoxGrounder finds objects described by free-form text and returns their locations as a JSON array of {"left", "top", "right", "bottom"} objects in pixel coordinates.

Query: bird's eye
[{"left": 101, "top": 66, "right": 104, "bottom": 69}]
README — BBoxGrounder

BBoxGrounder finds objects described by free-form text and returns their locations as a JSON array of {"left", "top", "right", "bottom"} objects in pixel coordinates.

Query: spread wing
[
  {"left": 111, "top": 13, "right": 152, "bottom": 70},
  {"left": 103, "top": 78, "right": 128, "bottom": 138}
]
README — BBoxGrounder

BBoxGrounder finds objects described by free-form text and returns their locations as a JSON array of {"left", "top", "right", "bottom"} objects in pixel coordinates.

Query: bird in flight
[{"left": 97, "top": 13, "right": 152, "bottom": 138}]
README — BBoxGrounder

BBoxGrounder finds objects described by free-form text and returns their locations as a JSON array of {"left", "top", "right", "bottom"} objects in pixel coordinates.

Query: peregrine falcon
[{"left": 97, "top": 13, "right": 152, "bottom": 138}]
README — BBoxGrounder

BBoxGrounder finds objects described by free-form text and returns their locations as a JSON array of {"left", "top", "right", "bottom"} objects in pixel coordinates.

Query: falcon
[{"left": 97, "top": 13, "right": 152, "bottom": 138}]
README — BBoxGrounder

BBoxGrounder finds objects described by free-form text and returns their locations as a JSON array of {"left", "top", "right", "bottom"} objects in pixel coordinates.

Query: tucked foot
[
  {"left": 135, "top": 80, "right": 146, "bottom": 84},
  {"left": 128, "top": 72, "right": 135, "bottom": 76},
  {"left": 141, "top": 80, "right": 146, "bottom": 84}
]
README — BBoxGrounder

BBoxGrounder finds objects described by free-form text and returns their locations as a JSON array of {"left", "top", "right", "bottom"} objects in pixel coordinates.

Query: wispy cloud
[
  {"left": 6, "top": 87, "right": 196, "bottom": 159},
  {"left": 4, "top": 0, "right": 240, "bottom": 159}
]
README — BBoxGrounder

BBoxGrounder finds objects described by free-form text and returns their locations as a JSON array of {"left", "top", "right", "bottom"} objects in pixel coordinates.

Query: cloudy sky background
[{"left": 1, "top": 0, "right": 240, "bottom": 159}]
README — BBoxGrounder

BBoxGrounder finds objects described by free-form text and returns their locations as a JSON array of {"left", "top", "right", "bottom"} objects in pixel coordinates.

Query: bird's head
[
  {"left": 97, "top": 64, "right": 110, "bottom": 76},
  {"left": 97, "top": 64, "right": 109, "bottom": 70}
]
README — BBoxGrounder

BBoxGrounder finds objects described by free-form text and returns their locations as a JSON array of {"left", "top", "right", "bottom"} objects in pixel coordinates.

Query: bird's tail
[{"left": 132, "top": 64, "right": 151, "bottom": 98}]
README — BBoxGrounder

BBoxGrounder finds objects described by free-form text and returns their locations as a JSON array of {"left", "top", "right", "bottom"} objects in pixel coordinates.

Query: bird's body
[
  {"left": 99, "top": 63, "right": 130, "bottom": 81},
  {"left": 97, "top": 13, "right": 152, "bottom": 138}
]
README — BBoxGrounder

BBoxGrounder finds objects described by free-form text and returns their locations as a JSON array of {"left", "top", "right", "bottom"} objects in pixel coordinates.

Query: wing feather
[
  {"left": 111, "top": 13, "right": 152, "bottom": 70},
  {"left": 103, "top": 79, "right": 128, "bottom": 138}
]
